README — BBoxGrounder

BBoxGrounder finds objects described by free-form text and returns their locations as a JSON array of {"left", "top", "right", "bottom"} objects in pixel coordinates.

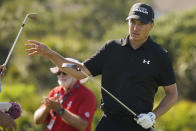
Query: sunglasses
[{"left": 56, "top": 71, "right": 66, "bottom": 76}]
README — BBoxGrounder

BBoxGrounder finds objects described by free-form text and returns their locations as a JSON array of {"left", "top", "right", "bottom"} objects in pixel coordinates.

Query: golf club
[
  {"left": 4, "top": 13, "right": 38, "bottom": 66},
  {"left": 0, "top": 13, "right": 38, "bottom": 93},
  {"left": 62, "top": 63, "right": 156, "bottom": 131}
]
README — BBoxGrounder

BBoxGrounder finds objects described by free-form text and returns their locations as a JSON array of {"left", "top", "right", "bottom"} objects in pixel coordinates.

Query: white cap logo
[{"left": 134, "top": 7, "right": 148, "bottom": 15}]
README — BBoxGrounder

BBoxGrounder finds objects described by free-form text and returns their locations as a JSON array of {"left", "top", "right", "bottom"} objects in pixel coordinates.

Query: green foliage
[
  {"left": 155, "top": 101, "right": 196, "bottom": 131},
  {"left": 91, "top": 108, "right": 103, "bottom": 131},
  {"left": 151, "top": 8, "right": 196, "bottom": 100},
  {"left": 154, "top": 88, "right": 196, "bottom": 130}
]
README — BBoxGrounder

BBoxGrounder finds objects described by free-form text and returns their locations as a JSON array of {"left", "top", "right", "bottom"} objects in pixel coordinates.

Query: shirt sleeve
[
  {"left": 77, "top": 92, "right": 97, "bottom": 122},
  {"left": 157, "top": 52, "right": 176, "bottom": 86},
  {"left": 84, "top": 41, "right": 113, "bottom": 76}
]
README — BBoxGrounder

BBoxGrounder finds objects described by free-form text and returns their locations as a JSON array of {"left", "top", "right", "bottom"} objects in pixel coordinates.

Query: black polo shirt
[{"left": 84, "top": 35, "right": 176, "bottom": 117}]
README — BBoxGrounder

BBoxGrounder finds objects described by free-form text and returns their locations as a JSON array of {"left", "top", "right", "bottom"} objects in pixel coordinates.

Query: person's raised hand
[
  {"left": 44, "top": 97, "right": 61, "bottom": 112},
  {"left": 24, "top": 40, "right": 51, "bottom": 57},
  {"left": 0, "top": 65, "right": 6, "bottom": 77}
]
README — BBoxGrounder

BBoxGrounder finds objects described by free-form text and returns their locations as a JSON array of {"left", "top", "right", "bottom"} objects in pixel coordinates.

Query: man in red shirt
[{"left": 34, "top": 60, "right": 97, "bottom": 131}]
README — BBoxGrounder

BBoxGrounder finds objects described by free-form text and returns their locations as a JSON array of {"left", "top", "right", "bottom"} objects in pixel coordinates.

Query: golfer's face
[{"left": 129, "top": 19, "right": 153, "bottom": 42}]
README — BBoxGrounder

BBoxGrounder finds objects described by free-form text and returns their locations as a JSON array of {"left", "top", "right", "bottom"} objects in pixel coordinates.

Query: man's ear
[{"left": 150, "top": 22, "right": 154, "bottom": 30}]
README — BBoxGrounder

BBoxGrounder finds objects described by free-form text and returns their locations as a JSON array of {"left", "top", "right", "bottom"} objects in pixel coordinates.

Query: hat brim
[
  {"left": 50, "top": 58, "right": 82, "bottom": 74},
  {"left": 126, "top": 15, "right": 149, "bottom": 24},
  {"left": 50, "top": 65, "right": 88, "bottom": 84},
  {"left": 50, "top": 58, "right": 88, "bottom": 83}
]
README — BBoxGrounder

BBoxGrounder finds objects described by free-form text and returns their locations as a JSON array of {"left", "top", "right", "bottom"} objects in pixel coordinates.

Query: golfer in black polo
[
  {"left": 84, "top": 3, "right": 178, "bottom": 131},
  {"left": 25, "top": 2, "right": 178, "bottom": 131}
]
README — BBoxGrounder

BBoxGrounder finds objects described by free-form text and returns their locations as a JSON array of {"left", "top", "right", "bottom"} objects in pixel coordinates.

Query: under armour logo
[
  {"left": 134, "top": 7, "right": 148, "bottom": 15},
  {"left": 143, "top": 59, "right": 150, "bottom": 64}
]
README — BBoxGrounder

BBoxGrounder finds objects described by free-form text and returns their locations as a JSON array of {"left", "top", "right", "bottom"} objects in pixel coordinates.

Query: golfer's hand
[
  {"left": 136, "top": 112, "right": 156, "bottom": 129},
  {"left": 0, "top": 65, "right": 6, "bottom": 77},
  {"left": 0, "top": 112, "right": 17, "bottom": 131},
  {"left": 24, "top": 40, "right": 51, "bottom": 57},
  {"left": 43, "top": 97, "right": 61, "bottom": 112}
]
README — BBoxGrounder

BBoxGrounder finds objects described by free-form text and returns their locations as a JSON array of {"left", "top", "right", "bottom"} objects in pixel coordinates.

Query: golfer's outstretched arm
[
  {"left": 153, "top": 83, "right": 178, "bottom": 119},
  {"left": 25, "top": 40, "right": 91, "bottom": 80}
]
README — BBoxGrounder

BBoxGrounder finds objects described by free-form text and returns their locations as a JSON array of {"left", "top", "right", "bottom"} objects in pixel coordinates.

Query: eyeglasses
[{"left": 56, "top": 71, "right": 66, "bottom": 76}]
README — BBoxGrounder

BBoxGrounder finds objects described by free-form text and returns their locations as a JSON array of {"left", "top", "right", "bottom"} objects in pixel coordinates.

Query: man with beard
[{"left": 34, "top": 59, "right": 97, "bottom": 131}]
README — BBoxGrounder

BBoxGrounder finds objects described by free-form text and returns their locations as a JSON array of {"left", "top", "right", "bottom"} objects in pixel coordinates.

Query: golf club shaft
[
  {"left": 4, "top": 14, "right": 30, "bottom": 66},
  {"left": 80, "top": 70, "right": 137, "bottom": 116}
]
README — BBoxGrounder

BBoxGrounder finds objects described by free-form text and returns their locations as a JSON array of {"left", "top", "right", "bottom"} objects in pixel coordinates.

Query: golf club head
[
  {"left": 21, "top": 13, "right": 38, "bottom": 26},
  {"left": 27, "top": 13, "right": 38, "bottom": 20}
]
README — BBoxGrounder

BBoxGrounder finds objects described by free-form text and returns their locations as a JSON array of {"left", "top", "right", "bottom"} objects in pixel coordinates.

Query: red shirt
[{"left": 44, "top": 81, "right": 97, "bottom": 131}]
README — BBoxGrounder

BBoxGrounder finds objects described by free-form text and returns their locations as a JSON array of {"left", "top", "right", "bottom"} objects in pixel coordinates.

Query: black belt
[{"left": 104, "top": 110, "right": 136, "bottom": 124}]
